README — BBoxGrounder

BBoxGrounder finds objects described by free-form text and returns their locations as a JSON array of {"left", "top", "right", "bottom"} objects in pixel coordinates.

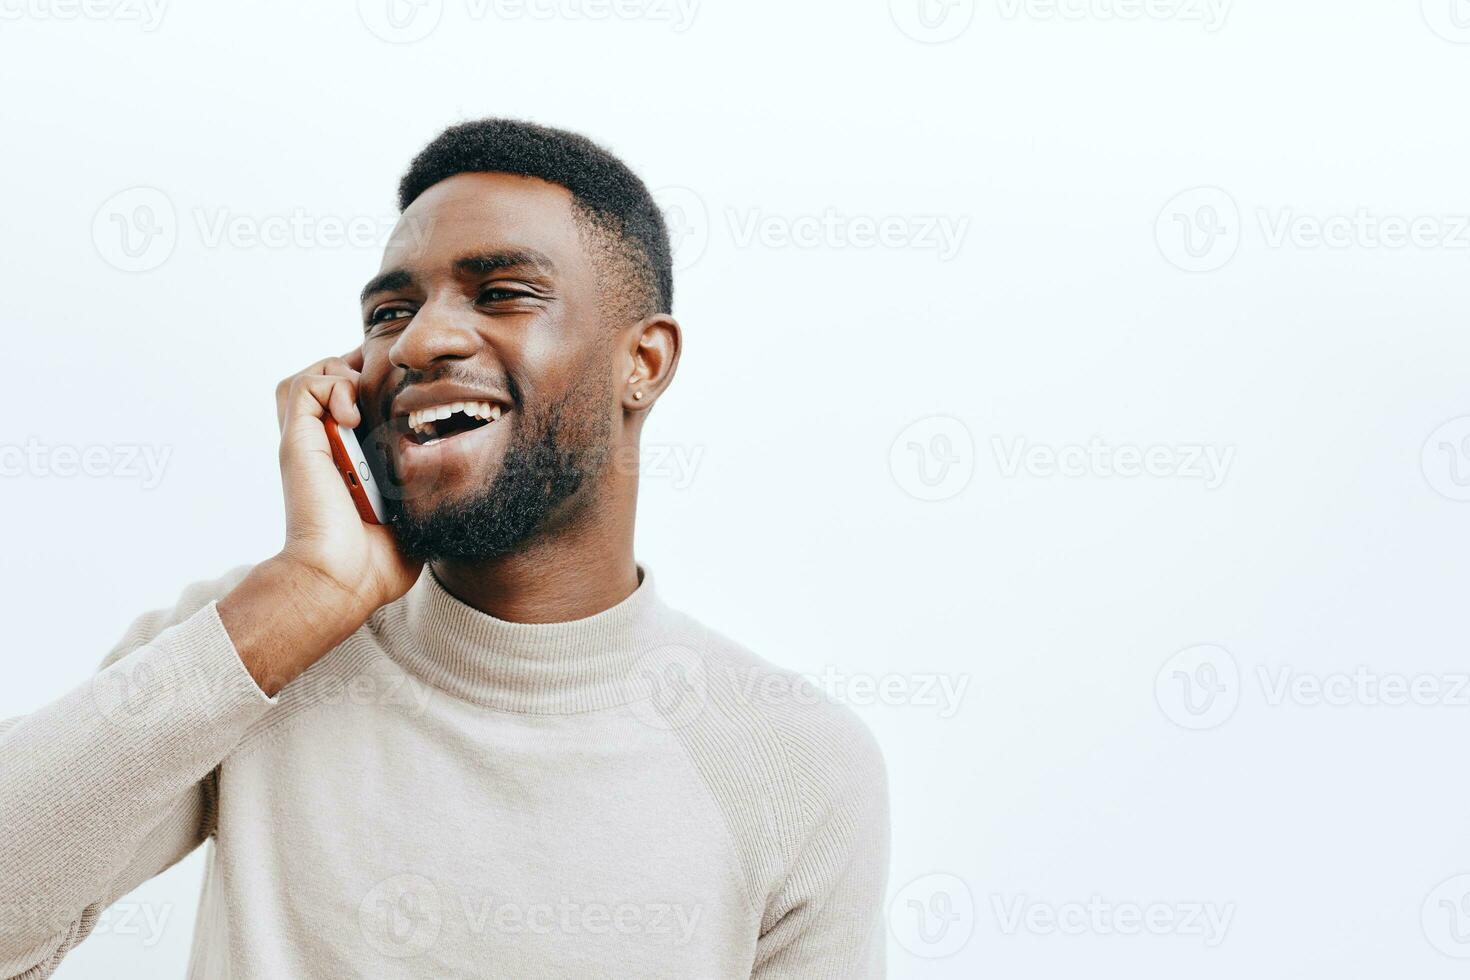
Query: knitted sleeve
[{"left": 0, "top": 567, "right": 274, "bottom": 979}]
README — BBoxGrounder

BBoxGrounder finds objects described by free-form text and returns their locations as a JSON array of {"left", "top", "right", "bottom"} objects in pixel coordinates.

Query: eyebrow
[
  {"left": 359, "top": 269, "right": 415, "bottom": 305},
  {"left": 359, "top": 249, "right": 558, "bottom": 305}
]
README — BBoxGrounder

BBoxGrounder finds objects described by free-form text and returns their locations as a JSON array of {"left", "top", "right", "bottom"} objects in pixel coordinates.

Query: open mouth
[{"left": 405, "top": 401, "right": 505, "bottom": 446}]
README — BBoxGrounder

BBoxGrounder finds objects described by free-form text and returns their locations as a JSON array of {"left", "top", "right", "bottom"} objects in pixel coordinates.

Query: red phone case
[{"left": 324, "top": 418, "right": 385, "bottom": 525}]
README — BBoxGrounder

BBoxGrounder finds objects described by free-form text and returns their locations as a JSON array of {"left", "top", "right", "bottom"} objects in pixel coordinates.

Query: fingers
[{"left": 276, "top": 356, "right": 363, "bottom": 433}]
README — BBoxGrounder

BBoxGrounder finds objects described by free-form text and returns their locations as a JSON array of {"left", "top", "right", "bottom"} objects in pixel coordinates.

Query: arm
[
  {"left": 0, "top": 351, "right": 420, "bottom": 977},
  {"left": 752, "top": 712, "right": 891, "bottom": 979},
  {"left": 0, "top": 572, "right": 268, "bottom": 977}
]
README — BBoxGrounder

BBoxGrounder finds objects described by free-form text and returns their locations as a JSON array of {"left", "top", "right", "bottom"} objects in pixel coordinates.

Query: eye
[
  {"left": 366, "top": 305, "right": 414, "bottom": 329},
  {"left": 478, "top": 286, "right": 533, "bottom": 304}
]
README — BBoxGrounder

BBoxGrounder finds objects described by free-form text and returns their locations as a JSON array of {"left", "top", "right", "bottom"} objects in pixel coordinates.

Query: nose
[{"left": 388, "top": 295, "right": 479, "bottom": 371}]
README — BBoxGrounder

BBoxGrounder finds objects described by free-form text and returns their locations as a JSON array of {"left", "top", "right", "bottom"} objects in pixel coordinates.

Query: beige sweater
[{"left": 0, "top": 566, "right": 888, "bottom": 979}]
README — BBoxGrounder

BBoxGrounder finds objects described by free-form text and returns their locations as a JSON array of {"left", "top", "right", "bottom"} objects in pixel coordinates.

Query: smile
[{"left": 405, "top": 401, "right": 504, "bottom": 446}]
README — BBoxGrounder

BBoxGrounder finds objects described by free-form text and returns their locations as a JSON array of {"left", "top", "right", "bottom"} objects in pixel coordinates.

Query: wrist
[{"left": 218, "top": 556, "right": 372, "bottom": 696}]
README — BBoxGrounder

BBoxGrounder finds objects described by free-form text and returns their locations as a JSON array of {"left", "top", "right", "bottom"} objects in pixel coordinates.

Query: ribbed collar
[{"left": 394, "top": 564, "right": 666, "bottom": 714}]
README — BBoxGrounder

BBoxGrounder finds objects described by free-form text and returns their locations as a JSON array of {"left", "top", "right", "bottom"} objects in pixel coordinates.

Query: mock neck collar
[{"left": 393, "top": 564, "right": 665, "bottom": 713}]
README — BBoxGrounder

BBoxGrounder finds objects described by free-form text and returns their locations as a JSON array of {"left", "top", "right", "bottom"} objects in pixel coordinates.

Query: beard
[{"left": 381, "top": 388, "right": 611, "bottom": 564}]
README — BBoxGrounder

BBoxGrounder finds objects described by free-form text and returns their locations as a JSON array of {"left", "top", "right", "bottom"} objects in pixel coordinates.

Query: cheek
[{"left": 358, "top": 344, "right": 396, "bottom": 419}]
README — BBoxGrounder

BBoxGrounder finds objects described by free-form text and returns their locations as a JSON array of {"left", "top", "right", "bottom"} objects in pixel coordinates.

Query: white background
[{"left": 3, "top": 0, "right": 1470, "bottom": 976}]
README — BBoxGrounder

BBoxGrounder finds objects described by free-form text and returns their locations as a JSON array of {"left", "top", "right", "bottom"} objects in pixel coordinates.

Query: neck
[{"left": 430, "top": 488, "right": 639, "bottom": 624}]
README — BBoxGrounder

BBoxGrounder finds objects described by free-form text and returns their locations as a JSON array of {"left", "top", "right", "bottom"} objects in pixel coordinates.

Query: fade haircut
[{"left": 397, "top": 119, "right": 673, "bottom": 321}]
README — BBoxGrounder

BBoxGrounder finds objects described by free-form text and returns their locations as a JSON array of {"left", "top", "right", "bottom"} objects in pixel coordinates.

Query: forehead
[{"left": 380, "top": 171, "right": 583, "bottom": 276}]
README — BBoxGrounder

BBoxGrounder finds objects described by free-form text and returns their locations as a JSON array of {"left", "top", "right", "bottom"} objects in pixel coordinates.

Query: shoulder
[
  {"left": 690, "top": 617, "right": 886, "bottom": 771},
  {"left": 99, "top": 564, "right": 257, "bottom": 671},
  {"left": 656, "top": 610, "right": 888, "bottom": 901}
]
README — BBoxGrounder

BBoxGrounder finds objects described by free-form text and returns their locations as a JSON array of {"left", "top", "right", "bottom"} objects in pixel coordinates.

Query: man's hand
[{"left": 218, "top": 351, "right": 422, "bottom": 695}]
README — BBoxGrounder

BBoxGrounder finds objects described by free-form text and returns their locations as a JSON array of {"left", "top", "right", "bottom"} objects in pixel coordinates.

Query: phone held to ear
[{"left": 323, "top": 418, "right": 388, "bottom": 525}]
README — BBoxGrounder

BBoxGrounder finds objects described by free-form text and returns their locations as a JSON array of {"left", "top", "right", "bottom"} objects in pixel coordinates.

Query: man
[{"left": 0, "top": 119, "right": 888, "bottom": 978}]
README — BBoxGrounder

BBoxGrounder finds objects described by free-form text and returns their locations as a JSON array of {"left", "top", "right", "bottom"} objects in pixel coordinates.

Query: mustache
[{"left": 380, "top": 367, "right": 522, "bottom": 419}]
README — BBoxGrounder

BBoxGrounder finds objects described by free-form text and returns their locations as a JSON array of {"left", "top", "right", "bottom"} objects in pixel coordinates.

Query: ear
[{"left": 620, "top": 314, "right": 681, "bottom": 413}]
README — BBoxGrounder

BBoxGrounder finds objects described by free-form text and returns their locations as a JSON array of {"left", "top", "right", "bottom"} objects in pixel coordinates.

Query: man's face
[{"left": 356, "top": 172, "right": 618, "bottom": 561}]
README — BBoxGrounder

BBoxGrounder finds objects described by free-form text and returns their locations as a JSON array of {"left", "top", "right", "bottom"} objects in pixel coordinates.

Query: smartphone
[{"left": 323, "top": 417, "right": 388, "bottom": 525}]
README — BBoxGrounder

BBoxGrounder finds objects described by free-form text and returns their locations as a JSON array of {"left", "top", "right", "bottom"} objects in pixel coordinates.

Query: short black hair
[{"left": 397, "top": 118, "right": 673, "bottom": 319}]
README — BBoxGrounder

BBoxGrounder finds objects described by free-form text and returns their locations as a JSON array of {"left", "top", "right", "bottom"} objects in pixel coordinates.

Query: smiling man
[{"left": 0, "top": 120, "right": 889, "bottom": 979}]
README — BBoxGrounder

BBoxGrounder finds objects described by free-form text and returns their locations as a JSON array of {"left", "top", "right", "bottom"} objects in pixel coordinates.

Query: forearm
[{"left": 0, "top": 602, "right": 273, "bottom": 967}]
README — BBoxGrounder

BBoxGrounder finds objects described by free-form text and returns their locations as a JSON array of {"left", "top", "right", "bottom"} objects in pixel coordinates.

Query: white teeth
[{"left": 407, "top": 401, "right": 505, "bottom": 435}]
